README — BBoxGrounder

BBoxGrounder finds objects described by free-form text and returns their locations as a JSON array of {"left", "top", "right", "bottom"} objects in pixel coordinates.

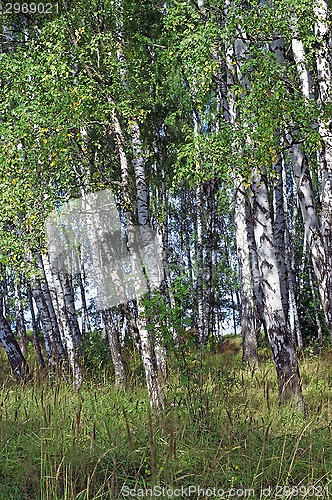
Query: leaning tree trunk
[
  {"left": 30, "top": 278, "right": 65, "bottom": 366},
  {"left": 0, "top": 312, "right": 28, "bottom": 381},
  {"left": 251, "top": 170, "right": 303, "bottom": 406}
]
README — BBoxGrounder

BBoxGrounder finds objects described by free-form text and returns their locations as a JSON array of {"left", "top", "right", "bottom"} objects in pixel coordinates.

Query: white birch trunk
[
  {"left": 289, "top": 142, "right": 332, "bottom": 334},
  {"left": 234, "top": 179, "right": 258, "bottom": 367},
  {"left": 195, "top": 183, "right": 206, "bottom": 345},
  {"left": 282, "top": 157, "right": 303, "bottom": 349},
  {"left": 251, "top": 171, "right": 303, "bottom": 406},
  {"left": 51, "top": 269, "right": 82, "bottom": 388},
  {"left": 0, "top": 312, "right": 28, "bottom": 380},
  {"left": 225, "top": 15, "right": 258, "bottom": 360},
  {"left": 291, "top": 6, "right": 332, "bottom": 336},
  {"left": 40, "top": 253, "right": 64, "bottom": 342},
  {"left": 272, "top": 157, "right": 288, "bottom": 319},
  {"left": 14, "top": 278, "right": 28, "bottom": 358},
  {"left": 112, "top": 108, "right": 165, "bottom": 406},
  {"left": 30, "top": 278, "right": 65, "bottom": 365},
  {"left": 313, "top": 0, "right": 332, "bottom": 330},
  {"left": 82, "top": 192, "right": 127, "bottom": 388}
]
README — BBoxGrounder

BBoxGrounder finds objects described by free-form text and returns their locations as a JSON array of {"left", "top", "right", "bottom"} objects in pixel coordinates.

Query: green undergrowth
[{"left": 0, "top": 339, "right": 332, "bottom": 499}]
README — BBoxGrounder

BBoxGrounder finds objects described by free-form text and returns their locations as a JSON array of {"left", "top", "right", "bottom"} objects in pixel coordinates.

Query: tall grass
[{"left": 0, "top": 338, "right": 331, "bottom": 499}]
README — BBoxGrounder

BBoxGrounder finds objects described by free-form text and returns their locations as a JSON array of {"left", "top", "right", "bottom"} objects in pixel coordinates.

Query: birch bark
[
  {"left": 251, "top": 171, "right": 303, "bottom": 405},
  {"left": 0, "top": 312, "right": 28, "bottom": 380},
  {"left": 290, "top": 8, "right": 332, "bottom": 337},
  {"left": 112, "top": 108, "right": 165, "bottom": 407},
  {"left": 313, "top": 0, "right": 332, "bottom": 331},
  {"left": 14, "top": 278, "right": 28, "bottom": 358},
  {"left": 224, "top": 9, "right": 258, "bottom": 362},
  {"left": 234, "top": 180, "right": 258, "bottom": 367}
]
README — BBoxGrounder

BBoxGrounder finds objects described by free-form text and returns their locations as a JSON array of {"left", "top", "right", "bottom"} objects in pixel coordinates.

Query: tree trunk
[
  {"left": 234, "top": 179, "right": 258, "bottom": 367},
  {"left": 289, "top": 142, "right": 332, "bottom": 336},
  {"left": 282, "top": 157, "right": 303, "bottom": 349},
  {"left": 313, "top": 0, "right": 332, "bottom": 334},
  {"left": 251, "top": 170, "right": 303, "bottom": 406},
  {"left": 59, "top": 271, "right": 81, "bottom": 347},
  {"left": 204, "top": 179, "right": 215, "bottom": 340},
  {"left": 47, "top": 267, "right": 82, "bottom": 388},
  {"left": 14, "top": 277, "right": 28, "bottom": 358},
  {"left": 102, "top": 309, "right": 127, "bottom": 388},
  {"left": 196, "top": 183, "right": 206, "bottom": 345},
  {"left": 291, "top": 8, "right": 332, "bottom": 338},
  {"left": 0, "top": 312, "right": 28, "bottom": 381},
  {"left": 112, "top": 107, "right": 165, "bottom": 407},
  {"left": 27, "top": 284, "right": 46, "bottom": 370},
  {"left": 246, "top": 203, "right": 266, "bottom": 340},
  {"left": 77, "top": 257, "right": 91, "bottom": 336},
  {"left": 30, "top": 279, "right": 65, "bottom": 366},
  {"left": 82, "top": 190, "right": 127, "bottom": 388},
  {"left": 309, "top": 266, "right": 324, "bottom": 348},
  {"left": 272, "top": 157, "right": 288, "bottom": 319},
  {"left": 39, "top": 253, "right": 64, "bottom": 344}
]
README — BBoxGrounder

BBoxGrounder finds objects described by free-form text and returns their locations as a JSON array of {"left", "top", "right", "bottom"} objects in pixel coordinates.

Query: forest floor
[{"left": 0, "top": 336, "right": 331, "bottom": 499}]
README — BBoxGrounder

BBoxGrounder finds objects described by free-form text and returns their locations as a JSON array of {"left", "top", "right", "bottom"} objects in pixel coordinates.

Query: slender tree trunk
[
  {"left": 58, "top": 272, "right": 81, "bottom": 347},
  {"left": 196, "top": 183, "right": 206, "bottom": 345},
  {"left": 14, "top": 278, "right": 28, "bottom": 358},
  {"left": 289, "top": 142, "right": 332, "bottom": 336},
  {"left": 225, "top": 20, "right": 258, "bottom": 356},
  {"left": 291, "top": 9, "right": 332, "bottom": 338},
  {"left": 309, "top": 266, "right": 324, "bottom": 348},
  {"left": 235, "top": 180, "right": 258, "bottom": 367},
  {"left": 47, "top": 266, "right": 82, "bottom": 388},
  {"left": 78, "top": 257, "right": 91, "bottom": 336},
  {"left": 246, "top": 203, "right": 266, "bottom": 340},
  {"left": 204, "top": 179, "right": 214, "bottom": 340},
  {"left": 112, "top": 107, "right": 165, "bottom": 407},
  {"left": 27, "top": 285, "right": 46, "bottom": 370},
  {"left": 273, "top": 157, "right": 288, "bottom": 319},
  {"left": 130, "top": 120, "right": 167, "bottom": 392},
  {"left": 82, "top": 190, "right": 127, "bottom": 388},
  {"left": 282, "top": 156, "right": 303, "bottom": 349},
  {"left": 40, "top": 254, "right": 64, "bottom": 343},
  {"left": 313, "top": 0, "right": 332, "bottom": 333},
  {"left": 30, "top": 279, "right": 65, "bottom": 365},
  {"left": 0, "top": 312, "right": 28, "bottom": 380},
  {"left": 102, "top": 309, "right": 126, "bottom": 388},
  {"left": 160, "top": 155, "right": 179, "bottom": 345},
  {"left": 251, "top": 170, "right": 303, "bottom": 406}
]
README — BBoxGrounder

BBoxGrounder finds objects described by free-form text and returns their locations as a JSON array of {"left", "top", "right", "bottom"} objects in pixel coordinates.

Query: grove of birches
[
  {"left": 1, "top": 0, "right": 332, "bottom": 492},
  {"left": 1, "top": 0, "right": 332, "bottom": 405}
]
